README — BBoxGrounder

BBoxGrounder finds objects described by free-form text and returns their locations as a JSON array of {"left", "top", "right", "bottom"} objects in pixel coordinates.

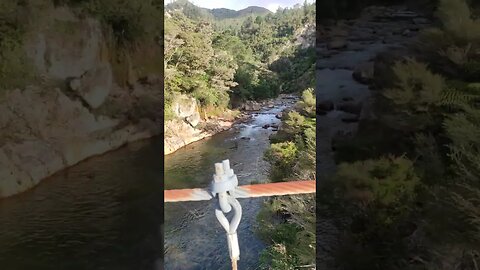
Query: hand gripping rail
[{"left": 164, "top": 160, "right": 317, "bottom": 270}]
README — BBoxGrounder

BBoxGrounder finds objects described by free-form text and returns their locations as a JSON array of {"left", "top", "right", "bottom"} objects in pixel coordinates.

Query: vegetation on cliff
[
  {"left": 320, "top": 0, "right": 480, "bottom": 268},
  {"left": 0, "top": 0, "right": 164, "bottom": 93}
]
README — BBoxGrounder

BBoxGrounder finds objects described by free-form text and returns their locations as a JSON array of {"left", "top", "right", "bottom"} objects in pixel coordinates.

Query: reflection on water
[
  {"left": 164, "top": 105, "right": 288, "bottom": 270},
  {"left": 0, "top": 139, "right": 163, "bottom": 270}
]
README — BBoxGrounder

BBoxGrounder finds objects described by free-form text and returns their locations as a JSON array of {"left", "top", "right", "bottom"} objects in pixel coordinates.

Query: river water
[
  {"left": 0, "top": 98, "right": 293, "bottom": 270},
  {"left": 0, "top": 140, "right": 164, "bottom": 270},
  {"left": 164, "top": 100, "right": 294, "bottom": 270}
]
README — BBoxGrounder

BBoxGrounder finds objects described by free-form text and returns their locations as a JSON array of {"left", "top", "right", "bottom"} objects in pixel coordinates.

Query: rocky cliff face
[
  {"left": 164, "top": 94, "right": 234, "bottom": 155},
  {"left": 0, "top": 7, "right": 162, "bottom": 198}
]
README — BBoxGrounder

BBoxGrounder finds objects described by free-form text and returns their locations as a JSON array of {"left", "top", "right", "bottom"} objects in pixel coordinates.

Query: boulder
[
  {"left": 352, "top": 62, "right": 375, "bottom": 84},
  {"left": 244, "top": 101, "right": 261, "bottom": 111},
  {"left": 402, "top": 29, "right": 412, "bottom": 37},
  {"left": 317, "top": 100, "right": 334, "bottom": 113},
  {"left": 275, "top": 112, "right": 283, "bottom": 119},
  {"left": 341, "top": 116, "right": 360, "bottom": 123},
  {"left": 327, "top": 38, "right": 347, "bottom": 50},
  {"left": 337, "top": 101, "right": 362, "bottom": 115},
  {"left": 413, "top": 18, "right": 429, "bottom": 25},
  {"left": 330, "top": 28, "right": 349, "bottom": 37}
]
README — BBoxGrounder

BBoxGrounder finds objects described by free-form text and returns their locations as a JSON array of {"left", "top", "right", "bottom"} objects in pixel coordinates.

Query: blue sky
[{"left": 165, "top": 0, "right": 314, "bottom": 12}]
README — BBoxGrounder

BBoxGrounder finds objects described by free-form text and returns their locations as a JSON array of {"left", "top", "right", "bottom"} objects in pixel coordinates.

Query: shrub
[
  {"left": 382, "top": 58, "right": 445, "bottom": 130},
  {"left": 418, "top": 0, "right": 480, "bottom": 74},
  {"left": 257, "top": 195, "right": 316, "bottom": 269},
  {"left": 296, "top": 88, "right": 315, "bottom": 117},
  {"left": 463, "top": 60, "right": 480, "bottom": 81},
  {"left": 336, "top": 156, "right": 420, "bottom": 211},
  {"left": 444, "top": 106, "right": 480, "bottom": 182},
  {"left": 264, "top": 141, "right": 298, "bottom": 180},
  {"left": 436, "top": 0, "right": 480, "bottom": 43},
  {"left": 283, "top": 111, "right": 306, "bottom": 136},
  {"left": 77, "top": 0, "right": 162, "bottom": 49},
  {"left": 384, "top": 59, "right": 444, "bottom": 109},
  {"left": 0, "top": 1, "right": 35, "bottom": 94}
]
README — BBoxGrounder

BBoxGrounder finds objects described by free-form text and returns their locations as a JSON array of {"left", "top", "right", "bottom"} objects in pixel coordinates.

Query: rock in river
[
  {"left": 352, "top": 62, "right": 375, "bottom": 84},
  {"left": 337, "top": 101, "right": 363, "bottom": 115}
]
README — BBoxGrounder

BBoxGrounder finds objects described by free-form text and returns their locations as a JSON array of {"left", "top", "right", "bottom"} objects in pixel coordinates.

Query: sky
[{"left": 165, "top": 0, "right": 314, "bottom": 12}]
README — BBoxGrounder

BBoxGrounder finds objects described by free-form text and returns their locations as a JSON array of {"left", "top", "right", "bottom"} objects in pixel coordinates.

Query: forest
[
  {"left": 317, "top": 0, "right": 480, "bottom": 269},
  {"left": 164, "top": 0, "right": 315, "bottom": 119}
]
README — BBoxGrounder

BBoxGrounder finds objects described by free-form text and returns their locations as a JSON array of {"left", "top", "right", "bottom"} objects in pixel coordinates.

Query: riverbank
[{"left": 164, "top": 94, "right": 298, "bottom": 155}]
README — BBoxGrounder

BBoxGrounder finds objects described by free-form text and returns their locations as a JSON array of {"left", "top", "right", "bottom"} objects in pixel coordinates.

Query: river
[
  {"left": 0, "top": 140, "right": 164, "bottom": 270},
  {"left": 164, "top": 99, "right": 295, "bottom": 270}
]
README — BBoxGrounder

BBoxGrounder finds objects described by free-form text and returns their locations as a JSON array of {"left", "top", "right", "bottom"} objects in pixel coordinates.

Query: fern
[
  {"left": 445, "top": 105, "right": 480, "bottom": 182},
  {"left": 452, "top": 185, "right": 480, "bottom": 239},
  {"left": 437, "top": 87, "right": 478, "bottom": 110}
]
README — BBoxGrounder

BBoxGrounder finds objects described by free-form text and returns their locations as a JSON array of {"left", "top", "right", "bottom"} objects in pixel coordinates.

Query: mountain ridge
[{"left": 165, "top": 1, "right": 271, "bottom": 20}]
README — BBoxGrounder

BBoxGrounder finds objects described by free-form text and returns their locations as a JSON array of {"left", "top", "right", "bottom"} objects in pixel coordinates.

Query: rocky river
[
  {"left": 315, "top": 5, "right": 430, "bottom": 268},
  {"left": 164, "top": 96, "right": 298, "bottom": 269}
]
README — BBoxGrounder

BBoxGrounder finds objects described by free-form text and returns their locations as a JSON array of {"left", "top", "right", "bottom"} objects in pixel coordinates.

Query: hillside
[
  {"left": 211, "top": 6, "right": 271, "bottom": 19},
  {"left": 165, "top": 0, "right": 271, "bottom": 20}
]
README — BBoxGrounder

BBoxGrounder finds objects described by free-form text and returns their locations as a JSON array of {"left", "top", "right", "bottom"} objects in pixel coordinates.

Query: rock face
[
  {"left": 25, "top": 8, "right": 104, "bottom": 80},
  {"left": 173, "top": 95, "right": 201, "bottom": 127},
  {"left": 0, "top": 7, "right": 162, "bottom": 198},
  {"left": 295, "top": 23, "right": 316, "bottom": 49},
  {"left": 164, "top": 94, "right": 234, "bottom": 155},
  {"left": 69, "top": 62, "right": 113, "bottom": 108},
  {"left": 0, "top": 86, "right": 160, "bottom": 198}
]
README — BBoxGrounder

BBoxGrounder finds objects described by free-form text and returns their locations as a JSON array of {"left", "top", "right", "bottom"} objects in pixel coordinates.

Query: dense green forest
[
  {"left": 318, "top": 0, "right": 480, "bottom": 269},
  {"left": 164, "top": 0, "right": 315, "bottom": 120}
]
